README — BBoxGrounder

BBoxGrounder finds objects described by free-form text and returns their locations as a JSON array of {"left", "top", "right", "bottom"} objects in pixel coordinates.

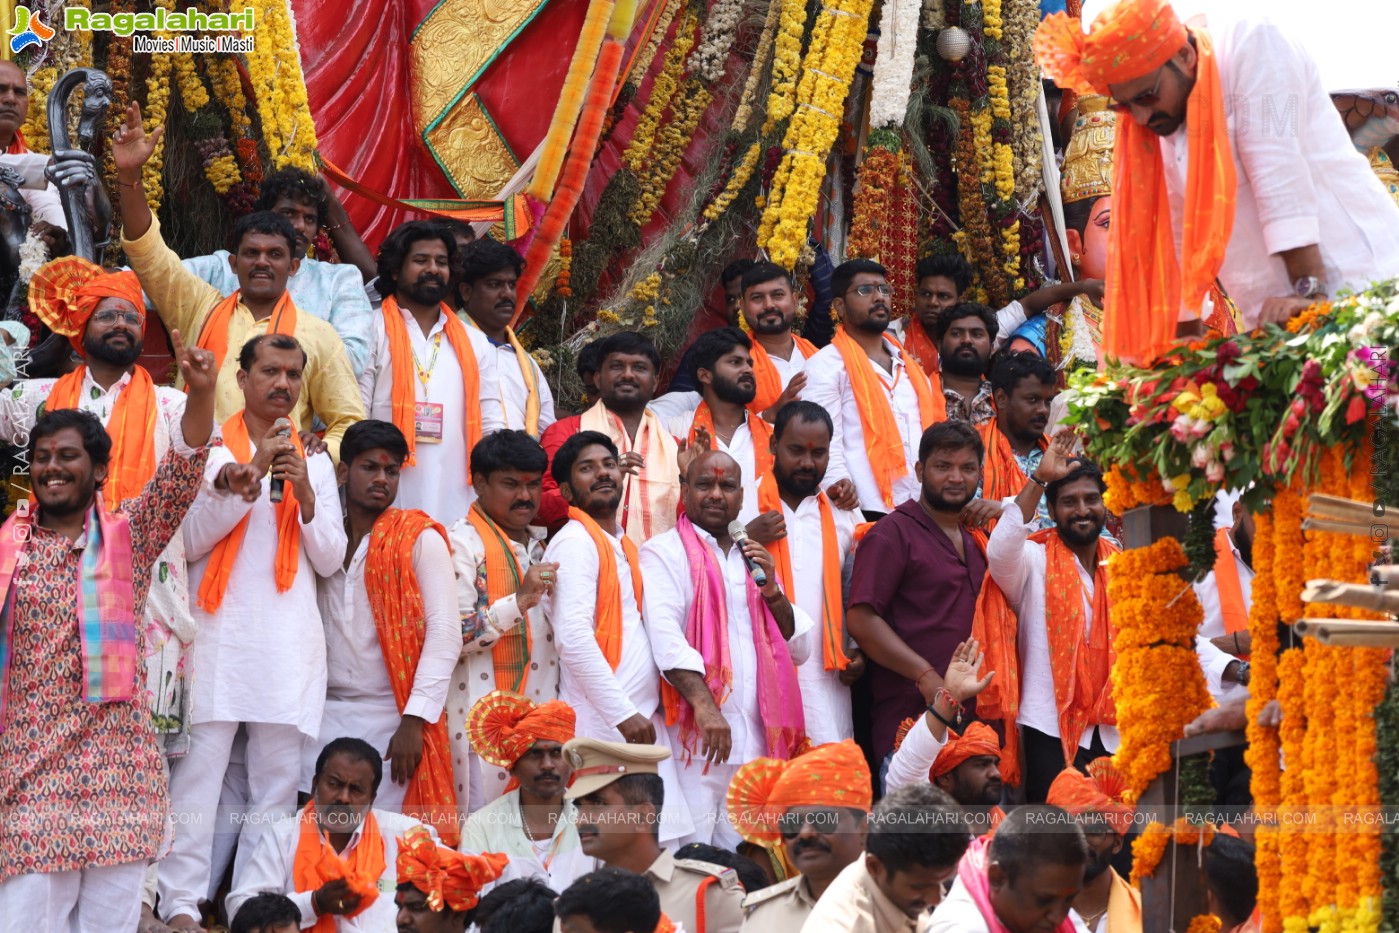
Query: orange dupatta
[
  {"left": 465, "top": 504, "right": 533, "bottom": 694},
  {"left": 364, "top": 509, "right": 460, "bottom": 846},
  {"left": 748, "top": 335, "right": 817, "bottom": 414},
  {"left": 46, "top": 366, "right": 158, "bottom": 508},
  {"left": 197, "top": 412, "right": 303, "bottom": 614},
  {"left": 690, "top": 401, "right": 774, "bottom": 480},
  {"left": 195, "top": 290, "right": 298, "bottom": 374},
  {"left": 6, "top": 130, "right": 27, "bottom": 154},
  {"left": 1214, "top": 527, "right": 1250, "bottom": 646},
  {"left": 830, "top": 327, "right": 944, "bottom": 508},
  {"left": 756, "top": 471, "right": 850, "bottom": 671},
  {"left": 568, "top": 506, "right": 644, "bottom": 670},
  {"left": 901, "top": 316, "right": 941, "bottom": 377},
  {"left": 976, "top": 420, "right": 1048, "bottom": 503},
  {"left": 292, "top": 800, "right": 386, "bottom": 932},
  {"left": 381, "top": 296, "right": 483, "bottom": 466}
]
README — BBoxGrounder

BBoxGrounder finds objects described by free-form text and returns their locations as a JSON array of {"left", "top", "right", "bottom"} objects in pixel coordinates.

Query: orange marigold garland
[
  {"left": 555, "top": 238, "right": 573, "bottom": 299},
  {"left": 1129, "top": 821, "right": 1170, "bottom": 888},
  {"left": 1245, "top": 511, "right": 1283, "bottom": 933},
  {"left": 1275, "top": 647, "right": 1308, "bottom": 932},
  {"left": 847, "top": 141, "right": 901, "bottom": 261},
  {"left": 1185, "top": 917, "right": 1223, "bottom": 933},
  {"left": 1272, "top": 481, "right": 1306, "bottom": 624}
]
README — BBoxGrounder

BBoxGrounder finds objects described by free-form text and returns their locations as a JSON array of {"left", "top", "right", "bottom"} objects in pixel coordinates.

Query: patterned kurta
[{"left": 0, "top": 445, "right": 208, "bottom": 881}]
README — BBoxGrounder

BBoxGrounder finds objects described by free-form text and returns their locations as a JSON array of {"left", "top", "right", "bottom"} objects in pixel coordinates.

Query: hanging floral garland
[
  {"left": 102, "top": 0, "right": 136, "bottom": 222},
  {"left": 530, "top": 0, "right": 617, "bottom": 201},
  {"left": 141, "top": 0, "right": 176, "bottom": 213},
  {"left": 244, "top": 0, "right": 319, "bottom": 172},
  {"left": 762, "top": 0, "right": 810, "bottom": 134}
]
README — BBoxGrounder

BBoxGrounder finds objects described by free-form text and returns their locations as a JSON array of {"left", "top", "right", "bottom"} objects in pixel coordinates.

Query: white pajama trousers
[
  {"left": 673, "top": 760, "right": 742, "bottom": 850},
  {"left": 0, "top": 860, "right": 146, "bottom": 933}
]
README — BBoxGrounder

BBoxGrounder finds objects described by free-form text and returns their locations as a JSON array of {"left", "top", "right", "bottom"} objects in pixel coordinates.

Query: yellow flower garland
[
  {"left": 983, "top": 0, "right": 1003, "bottom": 40},
  {"left": 173, "top": 53, "right": 210, "bottom": 112},
  {"left": 1245, "top": 510, "right": 1282, "bottom": 933},
  {"left": 245, "top": 0, "right": 320, "bottom": 172},
  {"left": 209, "top": 57, "right": 252, "bottom": 135},
  {"left": 622, "top": 11, "right": 698, "bottom": 175},
  {"left": 142, "top": 1, "right": 175, "bottom": 213},
  {"left": 762, "top": 0, "right": 808, "bottom": 134},
  {"left": 18, "top": 66, "right": 58, "bottom": 153},
  {"left": 631, "top": 82, "right": 712, "bottom": 225},
  {"left": 703, "top": 141, "right": 761, "bottom": 222}
]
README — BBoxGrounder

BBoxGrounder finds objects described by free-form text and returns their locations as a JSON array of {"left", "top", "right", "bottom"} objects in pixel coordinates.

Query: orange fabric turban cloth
[
  {"left": 1034, "top": 0, "right": 1187, "bottom": 98},
  {"left": 726, "top": 739, "right": 872, "bottom": 846},
  {"left": 1046, "top": 758, "right": 1135, "bottom": 837},
  {"left": 29, "top": 257, "right": 146, "bottom": 354},
  {"left": 467, "top": 690, "right": 577, "bottom": 770},
  {"left": 931, "top": 722, "right": 1002, "bottom": 779},
  {"left": 395, "top": 825, "right": 508, "bottom": 913}
]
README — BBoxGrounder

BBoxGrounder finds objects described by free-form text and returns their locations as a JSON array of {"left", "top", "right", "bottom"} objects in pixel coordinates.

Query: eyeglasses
[
  {"left": 1110, "top": 64, "right": 1168, "bottom": 114},
  {"left": 91, "top": 309, "right": 145, "bottom": 326},
  {"left": 778, "top": 808, "right": 846, "bottom": 839},
  {"left": 846, "top": 283, "right": 892, "bottom": 298}
]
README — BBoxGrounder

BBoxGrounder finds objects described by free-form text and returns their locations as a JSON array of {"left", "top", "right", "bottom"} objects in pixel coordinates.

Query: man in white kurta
[
  {"left": 1193, "top": 503, "right": 1255, "bottom": 704},
  {"left": 158, "top": 336, "right": 347, "bottom": 925}
]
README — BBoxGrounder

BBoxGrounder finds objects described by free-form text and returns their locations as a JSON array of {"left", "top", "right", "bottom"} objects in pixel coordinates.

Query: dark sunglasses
[
  {"left": 1110, "top": 64, "right": 1168, "bottom": 114},
  {"left": 778, "top": 808, "right": 846, "bottom": 839}
]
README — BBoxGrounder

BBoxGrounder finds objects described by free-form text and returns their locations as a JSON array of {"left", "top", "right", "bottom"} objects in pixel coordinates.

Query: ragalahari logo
[{"left": 8, "top": 5, "right": 56, "bottom": 54}]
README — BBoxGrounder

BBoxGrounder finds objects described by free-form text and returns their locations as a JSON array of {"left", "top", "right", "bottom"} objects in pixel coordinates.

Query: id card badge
[{"left": 414, "top": 402, "right": 445, "bottom": 443}]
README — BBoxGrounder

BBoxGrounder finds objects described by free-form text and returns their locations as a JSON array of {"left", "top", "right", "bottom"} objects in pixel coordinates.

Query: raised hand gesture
[
  {"left": 173, "top": 328, "right": 216, "bottom": 398},
  {"left": 1034, "top": 429, "right": 1080, "bottom": 485},
  {"left": 111, "top": 101, "right": 164, "bottom": 175},
  {"left": 943, "top": 637, "right": 995, "bottom": 705}
]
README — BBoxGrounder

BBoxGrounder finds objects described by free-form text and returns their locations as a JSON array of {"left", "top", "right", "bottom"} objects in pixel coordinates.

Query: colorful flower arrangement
[
  {"left": 142, "top": 0, "right": 177, "bottom": 213},
  {"left": 846, "top": 133, "right": 901, "bottom": 261},
  {"left": 622, "top": 12, "right": 698, "bottom": 176},
  {"left": 555, "top": 238, "right": 573, "bottom": 299},
  {"left": 529, "top": 0, "right": 616, "bottom": 200},
  {"left": 244, "top": 0, "right": 319, "bottom": 173},
  {"left": 1003, "top": 0, "right": 1043, "bottom": 202},
  {"left": 868, "top": 0, "right": 921, "bottom": 129}
]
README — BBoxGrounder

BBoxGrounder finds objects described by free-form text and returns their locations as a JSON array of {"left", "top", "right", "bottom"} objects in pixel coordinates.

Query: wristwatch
[{"left": 1293, "top": 276, "right": 1327, "bottom": 300}]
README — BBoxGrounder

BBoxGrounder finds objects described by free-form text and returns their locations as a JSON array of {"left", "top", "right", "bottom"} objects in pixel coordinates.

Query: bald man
[{"left": 640, "top": 451, "right": 814, "bottom": 847}]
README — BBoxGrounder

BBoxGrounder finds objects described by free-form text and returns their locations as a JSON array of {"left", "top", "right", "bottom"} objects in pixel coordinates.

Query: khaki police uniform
[{"left": 739, "top": 874, "right": 818, "bottom": 931}]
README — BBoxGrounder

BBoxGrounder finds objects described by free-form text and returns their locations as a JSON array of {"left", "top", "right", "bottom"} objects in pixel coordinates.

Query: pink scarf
[
  {"left": 957, "top": 836, "right": 1078, "bottom": 933},
  {"left": 670, "top": 514, "right": 805, "bottom": 760}
]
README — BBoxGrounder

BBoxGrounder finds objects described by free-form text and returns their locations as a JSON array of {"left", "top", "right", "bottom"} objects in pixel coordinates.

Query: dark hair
[
  {"left": 230, "top": 892, "right": 302, "bottom": 933},
  {"left": 1205, "top": 834, "right": 1258, "bottom": 926},
  {"left": 934, "top": 302, "right": 1000, "bottom": 344},
  {"left": 471, "top": 429, "right": 549, "bottom": 479},
  {"left": 594, "top": 331, "right": 661, "bottom": 373},
  {"left": 675, "top": 843, "right": 770, "bottom": 894},
  {"left": 613, "top": 772, "right": 665, "bottom": 811},
  {"left": 475, "top": 879, "right": 558, "bottom": 933},
  {"left": 238, "top": 333, "right": 306, "bottom": 372},
  {"left": 556, "top": 869, "right": 661, "bottom": 933},
  {"left": 31, "top": 407, "right": 111, "bottom": 471},
  {"left": 831, "top": 258, "right": 887, "bottom": 300},
  {"left": 255, "top": 167, "right": 327, "bottom": 227},
  {"left": 551, "top": 430, "right": 618, "bottom": 488},
  {"left": 313, "top": 737, "right": 384, "bottom": 795},
  {"left": 689, "top": 326, "right": 750, "bottom": 381},
  {"left": 918, "top": 420, "right": 985, "bottom": 465},
  {"left": 1063, "top": 196, "right": 1100, "bottom": 237},
  {"left": 720, "top": 258, "right": 757, "bottom": 288},
  {"left": 376, "top": 220, "right": 457, "bottom": 295},
  {"left": 1045, "top": 459, "right": 1107, "bottom": 507},
  {"left": 990, "top": 350, "right": 1057, "bottom": 397},
  {"left": 988, "top": 805, "right": 1088, "bottom": 884},
  {"left": 460, "top": 238, "right": 525, "bottom": 287},
  {"left": 576, "top": 339, "right": 605, "bottom": 382},
  {"left": 740, "top": 261, "right": 793, "bottom": 296},
  {"left": 773, "top": 400, "right": 833, "bottom": 442},
  {"left": 866, "top": 783, "right": 971, "bottom": 875},
  {"left": 439, "top": 218, "right": 477, "bottom": 244},
  {"left": 340, "top": 420, "right": 409, "bottom": 468},
  {"left": 915, "top": 253, "right": 973, "bottom": 297},
  {"left": 231, "top": 210, "right": 299, "bottom": 257}
]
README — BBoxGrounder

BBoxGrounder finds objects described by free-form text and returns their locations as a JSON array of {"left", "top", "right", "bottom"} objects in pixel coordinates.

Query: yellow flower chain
[
  {"left": 245, "top": 0, "right": 319, "bottom": 172},
  {"left": 622, "top": 11, "right": 698, "bottom": 175},
  {"left": 630, "top": 83, "right": 712, "bottom": 225},
  {"left": 982, "top": 0, "right": 1003, "bottom": 39},
  {"left": 703, "top": 141, "right": 761, "bottom": 222},
  {"left": 209, "top": 57, "right": 252, "bottom": 135},
  {"left": 18, "top": 66, "right": 58, "bottom": 153},
  {"left": 761, "top": 0, "right": 808, "bottom": 134},
  {"left": 628, "top": 0, "right": 682, "bottom": 87},
  {"left": 731, "top": 0, "right": 781, "bottom": 134},
  {"left": 173, "top": 53, "right": 210, "bottom": 112},
  {"left": 141, "top": 0, "right": 176, "bottom": 213}
]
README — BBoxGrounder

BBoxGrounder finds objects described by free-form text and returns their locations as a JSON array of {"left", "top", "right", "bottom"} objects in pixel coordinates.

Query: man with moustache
[
  {"left": 359, "top": 220, "right": 506, "bottom": 525},
  {"left": 977, "top": 352, "right": 1056, "bottom": 529},
  {"left": 847, "top": 421, "right": 1002, "bottom": 763},
  {"left": 666, "top": 259, "right": 756, "bottom": 397},
  {"left": 564, "top": 737, "right": 745, "bottom": 933},
  {"left": 459, "top": 239, "right": 556, "bottom": 438},
  {"left": 313, "top": 420, "right": 462, "bottom": 841},
  {"left": 447, "top": 430, "right": 559, "bottom": 813},
  {"left": 462, "top": 692, "right": 590, "bottom": 893},
  {"left": 1046, "top": 762, "right": 1141, "bottom": 933}
]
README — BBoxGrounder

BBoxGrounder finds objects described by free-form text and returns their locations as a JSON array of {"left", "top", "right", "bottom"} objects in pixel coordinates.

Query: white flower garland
[
  {"left": 868, "top": 0, "right": 922, "bottom": 129},
  {"left": 688, "top": 0, "right": 744, "bottom": 84},
  {"left": 18, "top": 231, "right": 49, "bottom": 285},
  {"left": 1062, "top": 295, "right": 1099, "bottom": 368}
]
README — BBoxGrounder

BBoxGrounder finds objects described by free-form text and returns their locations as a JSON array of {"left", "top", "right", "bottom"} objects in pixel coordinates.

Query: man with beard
[
  {"left": 447, "top": 430, "right": 559, "bottom": 813},
  {"left": 462, "top": 692, "right": 589, "bottom": 893},
  {"left": 754, "top": 401, "right": 862, "bottom": 744},
  {"left": 159, "top": 334, "right": 348, "bottom": 929},
  {"left": 359, "top": 220, "right": 506, "bottom": 526},
  {"left": 564, "top": 737, "right": 745, "bottom": 933},
  {"left": 1046, "top": 761, "right": 1141, "bottom": 933},
  {"left": 227, "top": 738, "right": 438, "bottom": 930},
  {"left": 313, "top": 420, "right": 462, "bottom": 842},
  {"left": 847, "top": 422, "right": 1001, "bottom": 763},
  {"left": 643, "top": 450, "right": 812, "bottom": 847},
  {"left": 665, "top": 259, "right": 756, "bottom": 397},
  {"left": 974, "top": 432, "right": 1120, "bottom": 803},
  {"left": 539, "top": 332, "right": 680, "bottom": 541},
  {"left": 804, "top": 260, "right": 942, "bottom": 518},
  {"left": 115, "top": 102, "right": 364, "bottom": 462},
  {"left": 459, "top": 239, "right": 556, "bottom": 438},
  {"left": 727, "top": 741, "right": 871, "bottom": 930},
  {"left": 977, "top": 352, "right": 1056, "bottom": 530}
]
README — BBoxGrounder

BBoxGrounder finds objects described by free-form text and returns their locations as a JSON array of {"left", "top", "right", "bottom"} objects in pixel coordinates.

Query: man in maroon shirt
[{"left": 847, "top": 420, "right": 1003, "bottom": 762}]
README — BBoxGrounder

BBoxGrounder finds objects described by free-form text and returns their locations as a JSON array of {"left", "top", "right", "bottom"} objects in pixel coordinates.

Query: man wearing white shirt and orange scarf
[
  {"left": 359, "top": 221, "right": 507, "bottom": 526},
  {"left": 641, "top": 450, "right": 813, "bottom": 848},
  {"left": 804, "top": 259, "right": 941, "bottom": 519}
]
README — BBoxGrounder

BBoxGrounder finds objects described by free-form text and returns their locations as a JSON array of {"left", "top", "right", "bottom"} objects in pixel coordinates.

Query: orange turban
[
  {"left": 931, "top": 722, "right": 1002, "bottom": 779},
  {"left": 395, "top": 825, "right": 507, "bottom": 913},
  {"left": 726, "top": 739, "right": 872, "bottom": 846},
  {"left": 29, "top": 257, "right": 146, "bottom": 354},
  {"left": 1046, "top": 758, "right": 1135, "bottom": 837},
  {"left": 1034, "top": 0, "right": 1187, "bottom": 98},
  {"left": 467, "top": 690, "right": 576, "bottom": 770}
]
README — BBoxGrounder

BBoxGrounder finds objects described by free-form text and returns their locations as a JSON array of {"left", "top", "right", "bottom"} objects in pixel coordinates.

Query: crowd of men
[{"left": 11, "top": 0, "right": 1399, "bottom": 925}]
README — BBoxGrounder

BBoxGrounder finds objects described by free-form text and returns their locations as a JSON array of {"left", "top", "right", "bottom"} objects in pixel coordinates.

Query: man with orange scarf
[
  {"left": 1046, "top": 760, "right": 1141, "bottom": 933},
  {"left": 395, "top": 824, "right": 507, "bottom": 933},
  {"left": 975, "top": 432, "right": 1119, "bottom": 804},
  {"left": 313, "top": 420, "right": 462, "bottom": 845},
  {"left": 113, "top": 101, "right": 364, "bottom": 462},
  {"left": 1194, "top": 497, "right": 1255, "bottom": 704},
  {"left": 804, "top": 260, "right": 943, "bottom": 518},
  {"left": 227, "top": 737, "right": 440, "bottom": 932},
  {"left": 976, "top": 352, "right": 1056, "bottom": 530},
  {"left": 159, "top": 334, "right": 348, "bottom": 929},
  {"left": 360, "top": 220, "right": 506, "bottom": 526},
  {"left": 1034, "top": 0, "right": 1399, "bottom": 358}
]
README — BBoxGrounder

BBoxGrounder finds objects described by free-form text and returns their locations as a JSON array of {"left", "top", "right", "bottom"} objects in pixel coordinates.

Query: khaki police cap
[{"left": 563, "top": 736, "right": 671, "bottom": 800}]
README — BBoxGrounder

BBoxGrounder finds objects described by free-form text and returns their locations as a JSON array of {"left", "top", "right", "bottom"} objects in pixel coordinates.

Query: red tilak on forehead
[{"left": 710, "top": 466, "right": 727, "bottom": 480}]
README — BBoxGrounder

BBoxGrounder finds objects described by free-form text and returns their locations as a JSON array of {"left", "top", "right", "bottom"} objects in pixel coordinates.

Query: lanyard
[{"left": 411, "top": 332, "right": 444, "bottom": 392}]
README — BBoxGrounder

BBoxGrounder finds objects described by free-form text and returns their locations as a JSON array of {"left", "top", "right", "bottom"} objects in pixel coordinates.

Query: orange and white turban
[
  {"left": 891, "top": 718, "right": 1002, "bottom": 781},
  {"left": 1046, "top": 758, "right": 1135, "bottom": 837},
  {"left": 395, "top": 825, "right": 507, "bottom": 913},
  {"left": 28, "top": 257, "right": 146, "bottom": 354},
  {"left": 467, "top": 690, "right": 576, "bottom": 770},
  {"left": 726, "top": 739, "right": 872, "bottom": 846},
  {"left": 1034, "top": 0, "right": 1188, "bottom": 97}
]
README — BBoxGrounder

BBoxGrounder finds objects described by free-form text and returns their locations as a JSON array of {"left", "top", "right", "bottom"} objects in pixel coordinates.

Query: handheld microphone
[
  {"left": 269, "top": 418, "right": 292, "bottom": 503},
  {"left": 728, "top": 520, "right": 768, "bottom": 587}
]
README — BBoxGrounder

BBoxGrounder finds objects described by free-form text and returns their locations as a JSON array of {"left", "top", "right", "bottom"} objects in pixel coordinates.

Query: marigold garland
[
  {"left": 622, "top": 12, "right": 698, "bottom": 175},
  {"left": 1185, "top": 917, "right": 1223, "bottom": 933},
  {"left": 762, "top": 0, "right": 808, "bottom": 134},
  {"left": 555, "top": 238, "right": 573, "bottom": 299},
  {"left": 703, "top": 142, "right": 761, "bottom": 223},
  {"left": 208, "top": 56, "right": 253, "bottom": 136},
  {"left": 173, "top": 52, "right": 210, "bottom": 112},
  {"left": 847, "top": 143, "right": 900, "bottom": 260},
  {"left": 1272, "top": 481, "right": 1306, "bottom": 624},
  {"left": 141, "top": 0, "right": 176, "bottom": 213},
  {"left": 730, "top": 0, "right": 781, "bottom": 135},
  {"left": 1004, "top": 0, "right": 1043, "bottom": 202},
  {"left": 1276, "top": 647, "right": 1308, "bottom": 930},
  {"left": 1129, "top": 821, "right": 1170, "bottom": 888},
  {"left": 244, "top": 0, "right": 319, "bottom": 172}
]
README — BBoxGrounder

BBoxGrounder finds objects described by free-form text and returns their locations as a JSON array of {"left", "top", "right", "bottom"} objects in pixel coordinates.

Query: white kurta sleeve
[
  {"left": 476, "top": 342, "right": 508, "bottom": 437},
  {"left": 885, "top": 713, "right": 948, "bottom": 793},
  {"left": 985, "top": 500, "right": 1032, "bottom": 603},
  {"left": 299, "top": 453, "right": 349, "bottom": 577},
  {"left": 405, "top": 530, "right": 466, "bottom": 722},
  {"left": 802, "top": 355, "right": 851, "bottom": 488},
  {"left": 784, "top": 602, "right": 816, "bottom": 666},
  {"left": 181, "top": 447, "right": 256, "bottom": 561},
  {"left": 638, "top": 537, "right": 707, "bottom": 677},
  {"left": 225, "top": 824, "right": 316, "bottom": 930}
]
